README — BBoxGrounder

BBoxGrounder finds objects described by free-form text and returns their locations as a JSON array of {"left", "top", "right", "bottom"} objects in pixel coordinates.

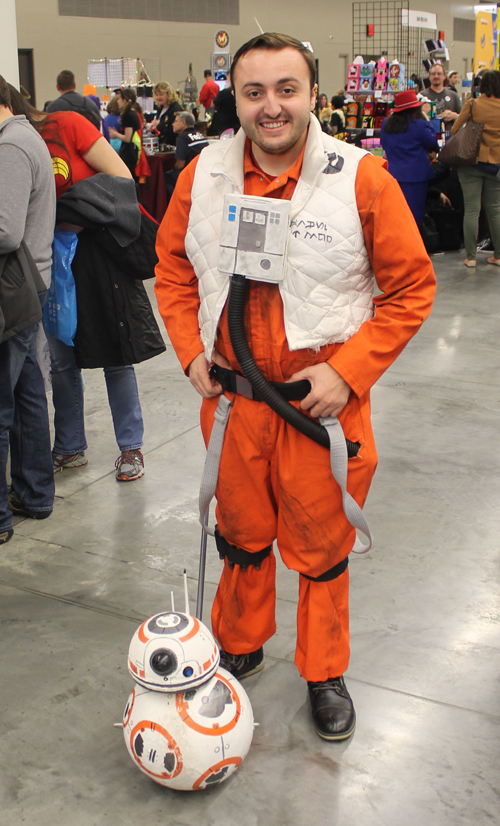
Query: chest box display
[{"left": 218, "top": 194, "right": 292, "bottom": 283}]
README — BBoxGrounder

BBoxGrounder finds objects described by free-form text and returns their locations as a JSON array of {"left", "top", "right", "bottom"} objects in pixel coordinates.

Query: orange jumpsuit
[{"left": 155, "top": 139, "right": 436, "bottom": 682}]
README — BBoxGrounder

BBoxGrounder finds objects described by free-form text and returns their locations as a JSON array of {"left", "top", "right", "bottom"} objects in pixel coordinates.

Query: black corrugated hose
[{"left": 227, "top": 274, "right": 360, "bottom": 458}]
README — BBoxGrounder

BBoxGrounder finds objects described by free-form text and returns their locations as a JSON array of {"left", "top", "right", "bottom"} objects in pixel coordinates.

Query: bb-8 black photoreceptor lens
[{"left": 151, "top": 649, "right": 178, "bottom": 676}]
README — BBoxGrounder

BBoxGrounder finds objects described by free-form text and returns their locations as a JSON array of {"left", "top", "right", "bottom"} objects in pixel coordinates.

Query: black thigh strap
[
  {"left": 215, "top": 527, "right": 272, "bottom": 570},
  {"left": 301, "top": 556, "right": 349, "bottom": 582}
]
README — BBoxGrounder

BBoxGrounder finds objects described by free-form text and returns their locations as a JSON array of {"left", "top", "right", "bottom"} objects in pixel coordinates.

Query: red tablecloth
[{"left": 139, "top": 152, "right": 176, "bottom": 223}]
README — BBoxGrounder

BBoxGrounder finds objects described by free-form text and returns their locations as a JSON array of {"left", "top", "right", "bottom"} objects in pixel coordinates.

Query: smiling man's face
[{"left": 232, "top": 47, "right": 316, "bottom": 158}]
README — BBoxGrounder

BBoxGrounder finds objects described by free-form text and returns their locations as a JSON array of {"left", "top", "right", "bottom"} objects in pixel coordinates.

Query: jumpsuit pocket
[{"left": 338, "top": 392, "right": 365, "bottom": 451}]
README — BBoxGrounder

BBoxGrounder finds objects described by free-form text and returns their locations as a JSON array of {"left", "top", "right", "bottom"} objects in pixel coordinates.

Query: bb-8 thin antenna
[
  {"left": 171, "top": 591, "right": 175, "bottom": 612},
  {"left": 183, "top": 569, "right": 190, "bottom": 615}
]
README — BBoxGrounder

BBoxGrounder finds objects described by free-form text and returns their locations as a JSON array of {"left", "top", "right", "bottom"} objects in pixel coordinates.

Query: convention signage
[
  {"left": 401, "top": 10, "right": 437, "bottom": 29},
  {"left": 474, "top": 9, "right": 497, "bottom": 70},
  {"left": 214, "top": 30, "right": 230, "bottom": 52}
]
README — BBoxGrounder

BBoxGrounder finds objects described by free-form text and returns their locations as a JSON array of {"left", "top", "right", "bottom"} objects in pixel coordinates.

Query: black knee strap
[
  {"left": 301, "top": 556, "right": 349, "bottom": 582},
  {"left": 215, "top": 528, "right": 272, "bottom": 571}
]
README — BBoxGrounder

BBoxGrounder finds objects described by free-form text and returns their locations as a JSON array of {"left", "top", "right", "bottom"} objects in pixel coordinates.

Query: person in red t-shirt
[
  {"left": 199, "top": 70, "right": 220, "bottom": 111},
  {"left": 40, "top": 110, "right": 120, "bottom": 197},
  {"left": 36, "top": 110, "right": 148, "bottom": 481}
]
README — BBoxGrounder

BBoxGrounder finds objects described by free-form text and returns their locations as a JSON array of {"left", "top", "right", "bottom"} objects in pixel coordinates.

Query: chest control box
[{"left": 218, "top": 193, "right": 291, "bottom": 283}]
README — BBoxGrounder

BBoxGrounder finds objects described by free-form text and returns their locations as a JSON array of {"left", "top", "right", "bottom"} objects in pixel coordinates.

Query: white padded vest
[{"left": 185, "top": 114, "right": 375, "bottom": 358}]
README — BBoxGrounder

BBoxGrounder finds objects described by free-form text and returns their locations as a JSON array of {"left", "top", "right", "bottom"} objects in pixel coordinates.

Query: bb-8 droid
[
  {"left": 128, "top": 610, "right": 220, "bottom": 692},
  {"left": 122, "top": 581, "right": 255, "bottom": 791},
  {"left": 122, "top": 668, "right": 254, "bottom": 790}
]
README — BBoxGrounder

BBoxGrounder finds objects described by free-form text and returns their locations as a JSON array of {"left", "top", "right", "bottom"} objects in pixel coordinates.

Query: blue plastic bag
[{"left": 43, "top": 231, "right": 78, "bottom": 346}]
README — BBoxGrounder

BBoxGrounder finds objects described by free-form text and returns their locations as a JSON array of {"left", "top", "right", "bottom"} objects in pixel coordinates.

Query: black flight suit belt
[{"left": 210, "top": 363, "right": 311, "bottom": 403}]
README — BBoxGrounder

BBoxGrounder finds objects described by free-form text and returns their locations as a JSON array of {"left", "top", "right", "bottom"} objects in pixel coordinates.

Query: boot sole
[
  {"left": 313, "top": 716, "right": 356, "bottom": 742},
  {"left": 9, "top": 507, "right": 52, "bottom": 520},
  {"left": 222, "top": 657, "right": 265, "bottom": 680}
]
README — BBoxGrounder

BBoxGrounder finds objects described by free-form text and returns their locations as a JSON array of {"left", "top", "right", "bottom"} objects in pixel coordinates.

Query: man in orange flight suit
[{"left": 155, "top": 33, "right": 436, "bottom": 741}]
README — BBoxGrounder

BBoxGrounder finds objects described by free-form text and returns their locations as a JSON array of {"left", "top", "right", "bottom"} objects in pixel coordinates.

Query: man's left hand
[
  {"left": 288, "top": 363, "right": 352, "bottom": 419},
  {"left": 442, "top": 109, "right": 458, "bottom": 122}
]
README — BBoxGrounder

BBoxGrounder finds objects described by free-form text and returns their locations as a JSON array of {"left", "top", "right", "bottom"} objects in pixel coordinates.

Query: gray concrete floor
[{"left": 1, "top": 251, "right": 500, "bottom": 825}]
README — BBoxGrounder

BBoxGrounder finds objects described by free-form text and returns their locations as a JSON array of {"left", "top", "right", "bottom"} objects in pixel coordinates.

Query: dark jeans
[
  {"left": 46, "top": 333, "right": 144, "bottom": 454},
  {"left": 0, "top": 323, "right": 54, "bottom": 531}
]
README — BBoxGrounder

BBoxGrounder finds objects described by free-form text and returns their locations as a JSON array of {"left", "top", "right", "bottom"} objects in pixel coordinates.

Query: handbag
[
  {"left": 438, "top": 101, "right": 484, "bottom": 168},
  {"left": 0, "top": 241, "right": 47, "bottom": 343},
  {"left": 42, "top": 230, "right": 78, "bottom": 346}
]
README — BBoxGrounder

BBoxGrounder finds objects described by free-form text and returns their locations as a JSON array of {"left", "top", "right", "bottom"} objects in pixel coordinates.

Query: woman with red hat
[{"left": 380, "top": 89, "right": 439, "bottom": 227}]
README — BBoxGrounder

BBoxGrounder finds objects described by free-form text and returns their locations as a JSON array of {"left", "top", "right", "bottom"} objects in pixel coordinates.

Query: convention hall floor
[{"left": 1, "top": 250, "right": 499, "bottom": 825}]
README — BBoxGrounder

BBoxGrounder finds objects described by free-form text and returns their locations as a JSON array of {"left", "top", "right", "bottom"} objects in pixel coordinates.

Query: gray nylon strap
[
  {"left": 199, "top": 394, "right": 233, "bottom": 536},
  {"left": 198, "top": 398, "right": 372, "bottom": 554},
  {"left": 319, "top": 416, "right": 372, "bottom": 554}
]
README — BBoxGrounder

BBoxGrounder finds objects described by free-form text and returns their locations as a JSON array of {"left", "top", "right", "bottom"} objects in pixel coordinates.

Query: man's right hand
[{"left": 188, "top": 352, "right": 223, "bottom": 398}]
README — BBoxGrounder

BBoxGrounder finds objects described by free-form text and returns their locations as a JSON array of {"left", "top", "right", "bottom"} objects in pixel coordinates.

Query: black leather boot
[
  {"left": 219, "top": 647, "right": 265, "bottom": 679},
  {"left": 307, "top": 676, "right": 356, "bottom": 741}
]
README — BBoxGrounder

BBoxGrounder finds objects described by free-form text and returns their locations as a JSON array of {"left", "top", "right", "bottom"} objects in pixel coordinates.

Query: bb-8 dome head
[
  {"left": 122, "top": 667, "right": 254, "bottom": 791},
  {"left": 128, "top": 612, "right": 220, "bottom": 692}
]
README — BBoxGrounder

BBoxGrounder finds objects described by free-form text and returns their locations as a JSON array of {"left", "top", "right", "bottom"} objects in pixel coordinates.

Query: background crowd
[{"left": 2, "top": 56, "right": 500, "bottom": 547}]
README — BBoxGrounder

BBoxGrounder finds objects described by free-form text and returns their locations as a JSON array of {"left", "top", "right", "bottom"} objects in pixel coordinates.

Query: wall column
[{"left": 0, "top": 0, "right": 20, "bottom": 87}]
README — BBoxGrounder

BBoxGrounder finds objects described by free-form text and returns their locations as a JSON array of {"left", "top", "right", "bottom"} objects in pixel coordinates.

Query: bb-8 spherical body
[
  {"left": 128, "top": 612, "right": 220, "bottom": 692},
  {"left": 122, "top": 667, "right": 254, "bottom": 790}
]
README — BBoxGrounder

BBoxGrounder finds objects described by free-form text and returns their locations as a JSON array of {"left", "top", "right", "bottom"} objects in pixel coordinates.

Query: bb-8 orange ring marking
[
  {"left": 130, "top": 720, "right": 183, "bottom": 779},
  {"left": 138, "top": 620, "right": 149, "bottom": 643},
  {"left": 176, "top": 672, "right": 241, "bottom": 735},
  {"left": 123, "top": 688, "right": 135, "bottom": 728},
  {"left": 192, "top": 757, "right": 242, "bottom": 790},
  {"left": 179, "top": 617, "right": 200, "bottom": 642}
]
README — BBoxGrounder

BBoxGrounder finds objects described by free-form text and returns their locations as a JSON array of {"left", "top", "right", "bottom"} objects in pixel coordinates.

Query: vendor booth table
[{"left": 139, "top": 152, "right": 176, "bottom": 222}]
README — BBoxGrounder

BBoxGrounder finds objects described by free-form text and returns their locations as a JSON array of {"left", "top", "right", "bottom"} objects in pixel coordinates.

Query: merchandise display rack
[
  {"left": 86, "top": 57, "right": 160, "bottom": 89},
  {"left": 353, "top": 0, "right": 409, "bottom": 65},
  {"left": 407, "top": 26, "right": 439, "bottom": 78}
]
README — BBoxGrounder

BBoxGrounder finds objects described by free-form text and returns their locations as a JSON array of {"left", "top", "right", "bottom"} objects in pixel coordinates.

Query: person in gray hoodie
[{"left": 0, "top": 75, "right": 56, "bottom": 544}]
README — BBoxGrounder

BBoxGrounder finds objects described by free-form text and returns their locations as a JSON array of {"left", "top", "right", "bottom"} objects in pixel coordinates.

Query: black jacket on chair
[{"left": 56, "top": 174, "right": 166, "bottom": 368}]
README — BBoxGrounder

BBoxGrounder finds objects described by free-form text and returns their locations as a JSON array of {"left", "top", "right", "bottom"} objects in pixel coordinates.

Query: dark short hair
[
  {"left": 480, "top": 70, "right": 500, "bottom": 98},
  {"left": 204, "top": 69, "right": 212, "bottom": 77},
  {"left": 230, "top": 33, "right": 317, "bottom": 91},
  {"left": 331, "top": 95, "right": 344, "bottom": 109},
  {"left": 57, "top": 70, "right": 75, "bottom": 90},
  {"left": 0, "top": 75, "right": 11, "bottom": 108},
  {"left": 383, "top": 107, "right": 426, "bottom": 134}
]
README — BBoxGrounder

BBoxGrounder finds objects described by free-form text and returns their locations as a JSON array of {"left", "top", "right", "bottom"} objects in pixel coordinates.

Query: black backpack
[{"left": 420, "top": 214, "right": 440, "bottom": 255}]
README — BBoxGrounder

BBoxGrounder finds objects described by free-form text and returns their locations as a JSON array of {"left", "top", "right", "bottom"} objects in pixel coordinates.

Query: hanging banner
[{"left": 474, "top": 9, "right": 497, "bottom": 70}]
